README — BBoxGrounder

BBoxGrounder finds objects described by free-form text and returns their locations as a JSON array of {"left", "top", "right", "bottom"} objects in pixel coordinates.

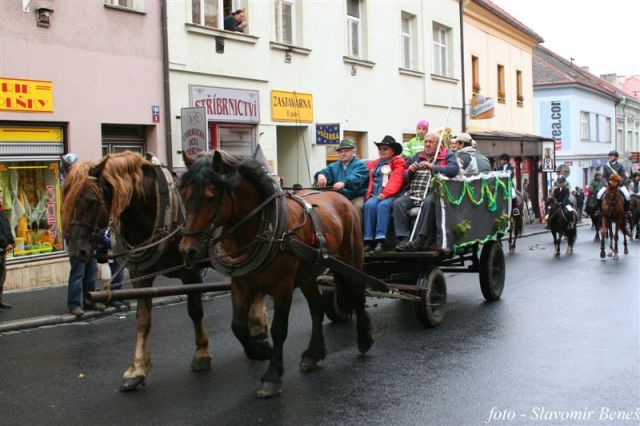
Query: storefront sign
[
  {"left": 540, "top": 100, "right": 570, "bottom": 151},
  {"left": 469, "top": 94, "right": 494, "bottom": 120},
  {"left": 190, "top": 85, "right": 260, "bottom": 124},
  {"left": 541, "top": 141, "right": 555, "bottom": 172},
  {"left": 271, "top": 90, "right": 313, "bottom": 123},
  {"left": 630, "top": 152, "right": 640, "bottom": 163},
  {"left": 0, "top": 126, "right": 62, "bottom": 142},
  {"left": 315, "top": 123, "right": 340, "bottom": 145},
  {"left": 0, "top": 78, "right": 53, "bottom": 113},
  {"left": 590, "top": 158, "right": 608, "bottom": 167},
  {"left": 180, "top": 107, "right": 208, "bottom": 157}
]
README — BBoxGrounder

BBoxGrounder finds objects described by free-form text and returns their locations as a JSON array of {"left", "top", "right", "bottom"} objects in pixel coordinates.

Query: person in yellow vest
[{"left": 402, "top": 119, "right": 430, "bottom": 158}]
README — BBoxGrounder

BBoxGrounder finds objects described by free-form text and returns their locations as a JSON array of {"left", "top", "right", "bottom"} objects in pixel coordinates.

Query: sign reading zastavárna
[
  {"left": 271, "top": 90, "right": 313, "bottom": 123},
  {"left": 181, "top": 107, "right": 207, "bottom": 157}
]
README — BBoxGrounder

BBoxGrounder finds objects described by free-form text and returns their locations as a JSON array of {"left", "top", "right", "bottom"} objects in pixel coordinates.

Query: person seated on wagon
[
  {"left": 393, "top": 133, "right": 458, "bottom": 252},
  {"left": 314, "top": 138, "right": 369, "bottom": 214},
  {"left": 451, "top": 133, "right": 491, "bottom": 176},
  {"left": 552, "top": 175, "right": 578, "bottom": 227},
  {"left": 594, "top": 150, "right": 632, "bottom": 218},
  {"left": 363, "top": 136, "right": 405, "bottom": 253},
  {"left": 402, "top": 119, "right": 430, "bottom": 158}
]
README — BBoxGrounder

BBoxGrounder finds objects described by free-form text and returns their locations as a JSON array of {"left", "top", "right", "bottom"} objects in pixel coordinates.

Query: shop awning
[{"left": 468, "top": 131, "right": 554, "bottom": 158}]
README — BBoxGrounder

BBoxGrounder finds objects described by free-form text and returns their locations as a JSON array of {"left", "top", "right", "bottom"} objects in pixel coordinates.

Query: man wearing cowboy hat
[
  {"left": 314, "top": 138, "right": 369, "bottom": 213},
  {"left": 594, "top": 150, "right": 632, "bottom": 219}
]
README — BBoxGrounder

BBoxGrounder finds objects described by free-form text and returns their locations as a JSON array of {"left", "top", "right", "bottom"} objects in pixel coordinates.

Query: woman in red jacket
[{"left": 363, "top": 136, "right": 406, "bottom": 253}]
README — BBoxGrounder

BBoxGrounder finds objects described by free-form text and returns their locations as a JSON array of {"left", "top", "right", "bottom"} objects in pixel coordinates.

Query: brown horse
[
  {"left": 179, "top": 150, "right": 373, "bottom": 398},
  {"left": 600, "top": 174, "right": 628, "bottom": 260},
  {"left": 61, "top": 152, "right": 267, "bottom": 391}
]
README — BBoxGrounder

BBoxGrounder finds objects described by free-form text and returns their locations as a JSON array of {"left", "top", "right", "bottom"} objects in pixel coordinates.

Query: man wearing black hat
[
  {"left": 314, "top": 139, "right": 369, "bottom": 213},
  {"left": 594, "top": 150, "right": 632, "bottom": 219}
]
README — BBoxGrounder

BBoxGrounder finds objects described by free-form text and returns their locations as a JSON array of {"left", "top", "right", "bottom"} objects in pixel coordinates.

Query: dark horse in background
[
  {"left": 584, "top": 191, "right": 601, "bottom": 241},
  {"left": 507, "top": 189, "right": 524, "bottom": 254},
  {"left": 631, "top": 194, "right": 640, "bottom": 240},
  {"left": 62, "top": 152, "right": 268, "bottom": 392},
  {"left": 179, "top": 151, "right": 373, "bottom": 398},
  {"left": 599, "top": 174, "right": 628, "bottom": 260},
  {"left": 545, "top": 196, "right": 577, "bottom": 257}
]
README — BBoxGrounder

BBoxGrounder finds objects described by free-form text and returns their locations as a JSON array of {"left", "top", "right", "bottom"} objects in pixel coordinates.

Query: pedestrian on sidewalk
[
  {"left": 96, "top": 227, "right": 128, "bottom": 309},
  {"left": 0, "top": 204, "right": 15, "bottom": 309}
]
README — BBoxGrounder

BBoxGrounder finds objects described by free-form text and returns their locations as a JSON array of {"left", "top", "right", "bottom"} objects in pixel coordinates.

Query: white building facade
[{"left": 167, "top": 0, "right": 464, "bottom": 186}]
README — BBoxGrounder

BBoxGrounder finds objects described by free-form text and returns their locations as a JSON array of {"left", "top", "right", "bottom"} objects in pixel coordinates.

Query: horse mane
[
  {"left": 100, "top": 152, "right": 150, "bottom": 221},
  {"left": 607, "top": 174, "right": 621, "bottom": 189},
  {"left": 180, "top": 150, "right": 275, "bottom": 207},
  {"left": 61, "top": 161, "right": 100, "bottom": 230}
]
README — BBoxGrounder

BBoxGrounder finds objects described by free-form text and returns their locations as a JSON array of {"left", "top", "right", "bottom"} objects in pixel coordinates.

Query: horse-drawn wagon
[{"left": 320, "top": 171, "right": 512, "bottom": 328}]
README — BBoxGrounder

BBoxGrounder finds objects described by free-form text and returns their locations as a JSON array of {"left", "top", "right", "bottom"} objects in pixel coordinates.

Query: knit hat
[
  {"left": 335, "top": 139, "right": 356, "bottom": 151},
  {"left": 416, "top": 119, "right": 429, "bottom": 130}
]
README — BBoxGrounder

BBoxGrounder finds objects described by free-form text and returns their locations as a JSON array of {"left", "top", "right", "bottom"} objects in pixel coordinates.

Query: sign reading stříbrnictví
[{"left": 190, "top": 85, "right": 260, "bottom": 124}]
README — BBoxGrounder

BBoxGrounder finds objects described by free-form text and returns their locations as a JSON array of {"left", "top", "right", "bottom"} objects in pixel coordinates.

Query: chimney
[
  {"left": 600, "top": 73, "right": 617, "bottom": 84},
  {"left": 581, "top": 66, "right": 589, "bottom": 72}
]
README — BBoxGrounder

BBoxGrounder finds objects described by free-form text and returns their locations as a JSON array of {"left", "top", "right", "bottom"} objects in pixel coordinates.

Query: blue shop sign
[
  {"left": 316, "top": 123, "right": 340, "bottom": 145},
  {"left": 590, "top": 158, "right": 608, "bottom": 167}
]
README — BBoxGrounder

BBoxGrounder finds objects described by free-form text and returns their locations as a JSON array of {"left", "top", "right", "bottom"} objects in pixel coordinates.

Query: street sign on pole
[
  {"left": 181, "top": 107, "right": 207, "bottom": 157},
  {"left": 541, "top": 140, "right": 555, "bottom": 173}
]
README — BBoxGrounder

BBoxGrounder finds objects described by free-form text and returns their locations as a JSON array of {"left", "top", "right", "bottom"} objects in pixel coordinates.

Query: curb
[
  {"left": 0, "top": 291, "right": 230, "bottom": 334},
  {"left": 519, "top": 222, "right": 590, "bottom": 239}
]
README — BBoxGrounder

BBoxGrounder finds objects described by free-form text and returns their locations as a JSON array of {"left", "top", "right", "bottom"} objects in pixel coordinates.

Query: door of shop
[{"left": 208, "top": 123, "right": 256, "bottom": 156}]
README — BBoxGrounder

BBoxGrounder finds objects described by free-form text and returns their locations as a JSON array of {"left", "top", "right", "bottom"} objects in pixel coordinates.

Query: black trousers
[{"left": 392, "top": 193, "right": 436, "bottom": 242}]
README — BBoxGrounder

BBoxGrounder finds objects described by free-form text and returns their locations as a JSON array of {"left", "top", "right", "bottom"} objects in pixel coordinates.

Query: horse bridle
[
  {"left": 68, "top": 185, "right": 110, "bottom": 244},
  {"left": 182, "top": 188, "right": 282, "bottom": 247}
]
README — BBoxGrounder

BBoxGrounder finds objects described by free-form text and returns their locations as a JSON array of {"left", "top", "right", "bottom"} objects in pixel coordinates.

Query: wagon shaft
[{"left": 86, "top": 283, "right": 232, "bottom": 303}]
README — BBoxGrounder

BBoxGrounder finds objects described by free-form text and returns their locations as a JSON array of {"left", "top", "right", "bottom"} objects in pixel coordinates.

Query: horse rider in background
[
  {"left": 552, "top": 176, "right": 577, "bottom": 228},
  {"left": 630, "top": 171, "right": 640, "bottom": 196},
  {"left": 594, "top": 150, "right": 632, "bottom": 219}
]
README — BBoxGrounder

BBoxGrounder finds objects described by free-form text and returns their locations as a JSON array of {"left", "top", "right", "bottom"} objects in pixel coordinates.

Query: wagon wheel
[
  {"left": 414, "top": 268, "right": 447, "bottom": 328},
  {"left": 479, "top": 240, "right": 505, "bottom": 301},
  {"left": 322, "top": 289, "right": 351, "bottom": 323}
]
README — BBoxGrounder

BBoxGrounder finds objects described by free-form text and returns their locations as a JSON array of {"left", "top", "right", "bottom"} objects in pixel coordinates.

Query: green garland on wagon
[{"left": 433, "top": 174, "right": 512, "bottom": 213}]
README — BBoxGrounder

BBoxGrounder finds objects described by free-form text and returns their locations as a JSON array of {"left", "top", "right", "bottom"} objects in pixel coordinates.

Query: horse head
[
  {"left": 179, "top": 151, "right": 240, "bottom": 266},
  {"left": 607, "top": 174, "right": 621, "bottom": 191},
  {"left": 61, "top": 158, "right": 110, "bottom": 262}
]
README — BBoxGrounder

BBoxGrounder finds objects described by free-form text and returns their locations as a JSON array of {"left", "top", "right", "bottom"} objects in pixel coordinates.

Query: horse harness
[
  {"left": 111, "top": 165, "right": 185, "bottom": 273},
  {"left": 186, "top": 180, "right": 329, "bottom": 277}
]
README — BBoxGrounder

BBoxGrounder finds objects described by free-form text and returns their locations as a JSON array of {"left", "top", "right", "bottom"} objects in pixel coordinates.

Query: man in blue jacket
[{"left": 314, "top": 139, "right": 369, "bottom": 214}]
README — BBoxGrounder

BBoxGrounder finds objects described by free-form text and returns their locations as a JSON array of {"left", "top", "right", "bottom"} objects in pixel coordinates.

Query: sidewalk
[{"left": 0, "top": 221, "right": 580, "bottom": 334}]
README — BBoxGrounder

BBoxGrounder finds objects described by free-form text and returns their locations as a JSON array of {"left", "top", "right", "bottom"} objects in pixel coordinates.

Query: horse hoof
[
  {"left": 246, "top": 340, "right": 273, "bottom": 361},
  {"left": 256, "top": 381, "right": 282, "bottom": 399},
  {"left": 614, "top": 255, "right": 619, "bottom": 261},
  {"left": 508, "top": 249, "right": 514, "bottom": 255},
  {"left": 191, "top": 355, "right": 212, "bottom": 372},
  {"left": 554, "top": 252, "right": 560, "bottom": 257},
  {"left": 608, "top": 252, "right": 613, "bottom": 257},
  {"left": 357, "top": 334, "right": 374, "bottom": 354},
  {"left": 299, "top": 356, "right": 323, "bottom": 372},
  {"left": 624, "top": 248, "right": 629, "bottom": 255},
  {"left": 120, "top": 376, "right": 146, "bottom": 392}
]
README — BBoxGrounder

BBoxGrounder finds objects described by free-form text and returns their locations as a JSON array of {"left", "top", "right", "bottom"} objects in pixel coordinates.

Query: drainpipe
[
  {"left": 161, "top": 0, "right": 173, "bottom": 169},
  {"left": 459, "top": 0, "right": 467, "bottom": 131}
]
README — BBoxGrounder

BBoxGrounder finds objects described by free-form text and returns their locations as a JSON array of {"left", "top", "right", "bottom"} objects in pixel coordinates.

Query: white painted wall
[{"left": 168, "top": 0, "right": 463, "bottom": 184}]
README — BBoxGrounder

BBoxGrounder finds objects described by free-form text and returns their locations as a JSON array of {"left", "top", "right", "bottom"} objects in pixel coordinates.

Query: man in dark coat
[
  {"left": 595, "top": 150, "right": 632, "bottom": 218},
  {"left": 0, "top": 205, "right": 15, "bottom": 309}
]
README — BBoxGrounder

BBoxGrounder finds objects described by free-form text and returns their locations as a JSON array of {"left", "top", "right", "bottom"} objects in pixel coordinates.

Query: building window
[
  {"left": 105, "top": 0, "right": 144, "bottom": 12},
  {"left": 471, "top": 55, "right": 480, "bottom": 94},
  {"left": 102, "top": 124, "right": 146, "bottom": 156},
  {"left": 347, "top": 0, "right": 362, "bottom": 58},
  {"left": 401, "top": 13, "right": 415, "bottom": 70},
  {"left": 516, "top": 70, "right": 523, "bottom": 106},
  {"left": 603, "top": 117, "right": 611, "bottom": 142},
  {"left": 192, "top": 0, "right": 244, "bottom": 30},
  {"left": 580, "top": 111, "right": 591, "bottom": 140},
  {"left": 433, "top": 24, "right": 450, "bottom": 77},
  {"left": 275, "top": 0, "right": 295, "bottom": 44},
  {"left": 497, "top": 65, "right": 506, "bottom": 103}
]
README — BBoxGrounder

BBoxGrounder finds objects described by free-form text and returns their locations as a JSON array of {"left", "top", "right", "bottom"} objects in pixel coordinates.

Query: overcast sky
[{"left": 490, "top": 0, "right": 640, "bottom": 78}]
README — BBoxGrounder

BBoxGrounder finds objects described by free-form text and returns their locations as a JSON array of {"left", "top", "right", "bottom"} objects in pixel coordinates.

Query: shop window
[
  {"left": 497, "top": 64, "right": 505, "bottom": 103},
  {"left": 326, "top": 130, "right": 365, "bottom": 165},
  {"left": 0, "top": 161, "right": 64, "bottom": 259},
  {"left": 209, "top": 124, "right": 255, "bottom": 156}
]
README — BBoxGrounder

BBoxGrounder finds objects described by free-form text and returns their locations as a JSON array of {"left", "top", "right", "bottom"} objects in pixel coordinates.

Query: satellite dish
[{"left": 556, "top": 164, "right": 570, "bottom": 177}]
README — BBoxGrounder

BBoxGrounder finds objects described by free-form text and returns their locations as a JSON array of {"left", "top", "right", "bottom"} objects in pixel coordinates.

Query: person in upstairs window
[{"left": 224, "top": 9, "right": 248, "bottom": 32}]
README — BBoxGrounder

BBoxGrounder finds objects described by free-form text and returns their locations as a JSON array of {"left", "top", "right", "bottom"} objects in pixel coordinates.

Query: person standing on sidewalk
[
  {"left": 96, "top": 227, "right": 128, "bottom": 309},
  {"left": 0, "top": 204, "right": 15, "bottom": 309},
  {"left": 61, "top": 153, "right": 104, "bottom": 317}
]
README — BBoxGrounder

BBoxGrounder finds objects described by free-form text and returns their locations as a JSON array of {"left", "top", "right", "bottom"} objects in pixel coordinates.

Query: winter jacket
[
  {"left": 0, "top": 212, "right": 14, "bottom": 250},
  {"left": 366, "top": 155, "right": 406, "bottom": 199},
  {"left": 455, "top": 146, "right": 492, "bottom": 176},
  {"left": 314, "top": 157, "right": 369, "bottom": 200},
  {"left": 404, "top": 148, "right": 459, "bottom": 182},
  {"left": 402, "top": 134, "right": 425, "bottom": 158},
  {"left": 603, "top": 160, "right": 627, "bottom": 184}
]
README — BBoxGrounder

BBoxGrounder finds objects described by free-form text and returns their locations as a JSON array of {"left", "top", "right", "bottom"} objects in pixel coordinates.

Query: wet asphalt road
[{"left": 1, "top": 231, "right": 639, "bottom": 426}]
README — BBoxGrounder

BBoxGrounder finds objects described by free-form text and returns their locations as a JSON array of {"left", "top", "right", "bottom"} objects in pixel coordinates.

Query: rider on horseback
[
  {"left": 594, "top": 150, "right": 632, "bottom": 219},
  {"left": 552, "top": 176, "right": 577, "bottom": 228}
]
